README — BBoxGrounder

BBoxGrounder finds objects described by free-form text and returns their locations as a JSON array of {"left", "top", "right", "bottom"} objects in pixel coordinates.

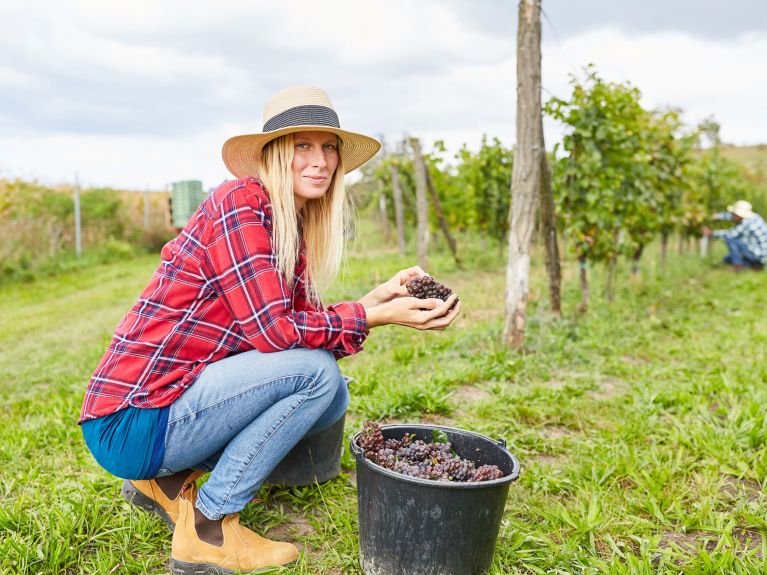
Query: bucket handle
[{"left": 497, "top": 438, "right": 506, "bottom": 448}]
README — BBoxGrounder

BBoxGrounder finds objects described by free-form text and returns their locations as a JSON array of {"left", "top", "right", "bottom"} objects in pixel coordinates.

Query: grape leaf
[{"left": 432, "top": 429, "right": 449, "bottom": 444}]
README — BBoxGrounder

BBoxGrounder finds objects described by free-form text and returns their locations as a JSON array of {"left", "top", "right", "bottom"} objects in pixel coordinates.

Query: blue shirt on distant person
[{"left": 713, "top": 213, "right": 767, "bottom": 263}]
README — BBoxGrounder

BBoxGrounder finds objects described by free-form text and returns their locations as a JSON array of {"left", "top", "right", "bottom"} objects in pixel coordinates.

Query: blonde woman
[{"left": 78, "top": 86, "right": 460, "bottom": 574}]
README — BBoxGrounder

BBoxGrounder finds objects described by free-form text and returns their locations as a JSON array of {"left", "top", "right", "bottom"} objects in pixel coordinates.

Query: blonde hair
[{"left": 258, "top": 133, "right": 347, "bottom": 308}]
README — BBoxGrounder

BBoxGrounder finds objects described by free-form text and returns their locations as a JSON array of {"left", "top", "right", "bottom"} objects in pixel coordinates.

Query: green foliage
[
  {"left": 647, "top": 109, "right": 696, "bottom": 236},
  {"left": 454, "top": 136, "right": 513, "bottom": 245},
  {"left": 0, "top": 179, "right": 173, "bottom": 285},
  {"left": 369, "top": 137, "right": 512, "bottom": 247},
  {"left": 545, "top": 67, "right": 656, "bottom": 262},
  {"left": 545, "top": 67, "right": 762, "bottom": 287},
  {"left": 684, "top": 149, "right": 752, "bottom": 234},
  {"left": 356, "top": 68, "right": 764, "bottom": 291}
]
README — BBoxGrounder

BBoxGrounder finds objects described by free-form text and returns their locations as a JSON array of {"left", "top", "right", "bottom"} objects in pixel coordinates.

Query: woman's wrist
[
  {"left": 358, "top": 288, "right": 383, "bottom": 308},
  {"left": 363, "top": 304, "right": 388, "bottom": 328}
]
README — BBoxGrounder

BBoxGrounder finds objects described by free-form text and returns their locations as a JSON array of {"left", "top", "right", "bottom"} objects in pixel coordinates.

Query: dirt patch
[
  {"left": 731, "top": 528, "right": 765, "bottom": 556},
  {"left": 659, "top": 529, "right": 764, "bottom": 558},
  {"left": 379, "top": 417, "right": 409, "bottom": 426},
  {"left": 380, "top": 415, "right": 459, "bottom": 428},
  {"left": 446, "top": 384, "right": 493, "bottom": 418},
  {"left": 620, "top": 355, "right": 650, "bottom": 365},
  {"left": 420, "top": 413, "right": 459, "bottom": 428},
  {"left": 553, "top": 370, "right": 591, "bottom": 380},
  {"left": 720, "top": 475, "right": 762, "bottom": 503},
  {"left": 450, "top": 384, "right": 492, "bottom": 404},
  {"left": 266, "top": 511, "right": 316, "bottom": 542},
  {"left": 540, "top": 426, "right": 571, "bottom": 440},
  {"left": 542, "top": 380, "right": 569, "bottom": 389},
  {"left": 617, "top": 477, "right": 636, "bottom": 490},
  {"left": 529, "top": 453, "right": 559, "bottom": 466},
  {"left": 595, "top": 536, "right": 639, "bottom": 558},
  {"left": 589, "top": 378, "right": 629, "bottom": 400},
  {"left": 659, "top": 531, "right": 718, "bottom": 554}
]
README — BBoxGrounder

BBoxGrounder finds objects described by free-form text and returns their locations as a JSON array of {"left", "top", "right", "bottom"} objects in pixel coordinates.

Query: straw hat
[
  {"left": 222, "top": 86, "right": 381, "bottom": 178},
  {"left": 727, "top": 200, "right": 755, "bottom": 219}
]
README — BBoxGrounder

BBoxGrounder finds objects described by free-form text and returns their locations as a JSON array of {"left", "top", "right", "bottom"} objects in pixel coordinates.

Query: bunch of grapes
[
  {"left": 358, "top": 421, "right": 504, "bottom": 483},
  {"left": 406, "top": 276, "right": 459, "bottom": 310}
]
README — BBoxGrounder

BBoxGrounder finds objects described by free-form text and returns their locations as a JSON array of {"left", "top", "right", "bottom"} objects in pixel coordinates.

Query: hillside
[{"left": 720, "top": 143, "right": 767, "bottom": 187}]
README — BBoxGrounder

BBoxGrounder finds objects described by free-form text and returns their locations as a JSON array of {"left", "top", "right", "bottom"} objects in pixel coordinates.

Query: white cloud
[
  {"left": 0, "top": 1, "right": 764, "bottom": 189},
  {"left": 541, "top": 28, "right": 767, "bottom": 146}
]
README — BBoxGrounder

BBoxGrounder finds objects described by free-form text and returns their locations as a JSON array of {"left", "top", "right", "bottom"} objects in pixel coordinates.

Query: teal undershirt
[{"left": 81, "top": 406, "right": 170, "bottom": 480}]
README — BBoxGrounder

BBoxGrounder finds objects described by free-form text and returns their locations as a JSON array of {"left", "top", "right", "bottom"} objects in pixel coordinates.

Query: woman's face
[{"left": 291, "top": 131, "right": 339, "bottom": 211}]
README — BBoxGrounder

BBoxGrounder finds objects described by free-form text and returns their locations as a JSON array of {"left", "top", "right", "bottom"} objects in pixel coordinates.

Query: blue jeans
[
  {"left": 723, "top": 236, "right": 761, "bottom": 267},
  {"left": 156, "top": 348, "right": 348, "bottom": 520}
]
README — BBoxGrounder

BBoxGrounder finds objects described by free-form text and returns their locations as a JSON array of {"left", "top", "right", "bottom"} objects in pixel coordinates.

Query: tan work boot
[
  {"left": 121, "top": 469, "right": 204, "bottom": 531},
  {"left": 169, "top": 488, "right": 299, "bottom": 574}
]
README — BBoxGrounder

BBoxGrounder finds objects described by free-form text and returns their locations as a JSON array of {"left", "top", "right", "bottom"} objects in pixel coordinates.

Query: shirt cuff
[{"left": 326, "top": 301, "right": 368, "bottom": 357}]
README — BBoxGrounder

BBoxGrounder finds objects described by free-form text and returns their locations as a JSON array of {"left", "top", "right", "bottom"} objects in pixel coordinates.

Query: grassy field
[
  {"left": 721, "top": 144, "right": 767, "bottom": 181},
  {"left": 1, "top": 225, "right": 766, "bottom": 574}
]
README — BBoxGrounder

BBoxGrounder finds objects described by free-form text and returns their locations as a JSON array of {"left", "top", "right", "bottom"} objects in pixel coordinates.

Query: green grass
[
  {"left": 2, "top": 224, "right": 767, "bottom": 574},
  {"left": 721, "top": 143, "right": 767, "bottom": 180}
]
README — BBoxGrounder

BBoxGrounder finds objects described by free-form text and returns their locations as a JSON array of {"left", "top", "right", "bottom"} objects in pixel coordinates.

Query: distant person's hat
[
  {"left": 222, "top": 86, "right": 381, "bottom": 178},
  {"left": 727, "top": 200, "right": 756, "bottom": 219}
]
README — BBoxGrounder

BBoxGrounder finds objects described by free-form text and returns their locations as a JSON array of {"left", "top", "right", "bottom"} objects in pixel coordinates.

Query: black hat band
[{"left": 263, "top": 105, "right": 340, "bottom": 132}]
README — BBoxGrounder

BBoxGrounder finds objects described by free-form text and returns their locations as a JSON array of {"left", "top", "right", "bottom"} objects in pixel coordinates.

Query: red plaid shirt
[{"left": 79, "top": 177, "right": 368, "bottom": 423}]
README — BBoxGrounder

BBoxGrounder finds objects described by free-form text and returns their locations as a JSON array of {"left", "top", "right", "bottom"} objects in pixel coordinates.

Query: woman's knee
[
  {"left": 326, "top": 375, "right": 349, "bottom": 417},
  {"left": 306, "top": 376, "right": 349, "bottom": 436},
  {"left": 302, "top": 349, "right": 342, "bottom": 396}
]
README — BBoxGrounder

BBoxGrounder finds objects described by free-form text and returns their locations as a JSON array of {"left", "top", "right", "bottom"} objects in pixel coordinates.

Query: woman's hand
[
  {"left": 365, "top": 293, "right": 460, "bottom": 330},
  {"left": 357, "top": 266, "right": 427, "bottom": 308}
]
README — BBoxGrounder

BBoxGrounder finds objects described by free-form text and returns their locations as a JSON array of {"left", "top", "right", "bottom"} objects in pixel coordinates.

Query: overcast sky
[{"left": 1, "top": 0, "right": 765, "bottom": 190}]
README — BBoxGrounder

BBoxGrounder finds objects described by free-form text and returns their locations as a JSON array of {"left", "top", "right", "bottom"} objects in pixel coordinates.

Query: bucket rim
[{"left": 350, "top": 423, "right": 520, "bottom": 489}]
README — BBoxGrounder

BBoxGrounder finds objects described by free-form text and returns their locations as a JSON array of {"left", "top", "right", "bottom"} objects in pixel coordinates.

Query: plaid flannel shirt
[
  {"left": 714, "top": 214, "right": 767, "bottom": 262},
  {"left": 79, "top": 177, "right": 368, "bottom": 423}
]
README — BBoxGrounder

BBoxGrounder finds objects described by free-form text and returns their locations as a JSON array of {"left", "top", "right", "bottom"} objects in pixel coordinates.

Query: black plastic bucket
[
  {"left": 350, "top": 424, "right": 520, "bottom": 575},
  {"left": 265, "top": 413, "right": 346, "bottom": 486}
]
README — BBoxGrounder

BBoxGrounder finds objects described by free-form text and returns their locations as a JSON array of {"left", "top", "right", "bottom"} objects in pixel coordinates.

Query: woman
[{"left": 79, "top": 86, "right": 460, "bottom": 574}]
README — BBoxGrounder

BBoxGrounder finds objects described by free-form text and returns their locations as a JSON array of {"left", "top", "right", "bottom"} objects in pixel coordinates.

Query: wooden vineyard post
[
  {"left": 504, "top": 0, "right": 544, "bottom": 350},
  {"left": 409, "top": 137, "right": 430, "bottom": 270},
  {"left": 539, "top": 151, "right": 561, "bottom": 315},
  {"left": 377, "top": 180, "right": 391, "bottom": 244},
  {"left": 389, "top": 163, "right": 407, "bottom": 256},
  {"left": 73, "top": 174, "right": 82, "bottom": 258},
  {"left": 700, "top": 234, "right": 709, "bottom": 257},
  {"left": 412, "top": 146, "right": 462, "bottom": 269},
  {"left": 578, "top": 257, "right": 590, "bottom": 312}
]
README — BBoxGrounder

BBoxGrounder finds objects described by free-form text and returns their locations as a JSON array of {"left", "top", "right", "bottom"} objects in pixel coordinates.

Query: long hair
[{"left": 258, "top": 133, "right": 347, "bottom": 308}]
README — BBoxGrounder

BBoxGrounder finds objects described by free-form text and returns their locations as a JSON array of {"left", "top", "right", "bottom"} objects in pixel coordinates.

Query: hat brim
[
  {"left": 727, "top": 204, "right": 755, "bottom": 219},
  {"left": 222, "top": 126, "right": 381, "bottom": 178}
]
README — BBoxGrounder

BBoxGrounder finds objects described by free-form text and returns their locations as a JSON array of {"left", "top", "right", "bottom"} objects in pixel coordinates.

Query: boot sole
[
  {"left": 121, "top": 480, "right": 175, "bottom": 532},
  {"left": 169, "top": 558, "right": 287, "bottom": 574}
]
